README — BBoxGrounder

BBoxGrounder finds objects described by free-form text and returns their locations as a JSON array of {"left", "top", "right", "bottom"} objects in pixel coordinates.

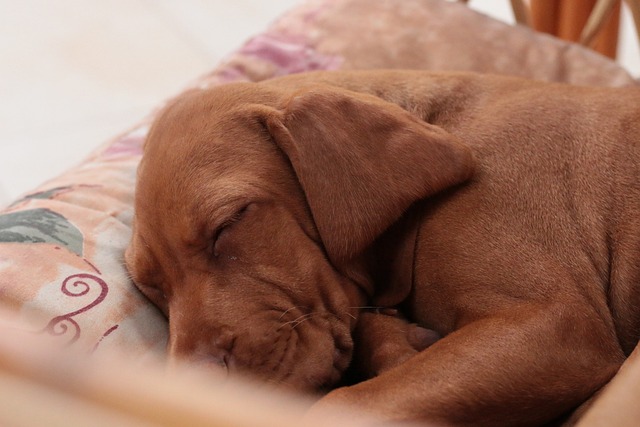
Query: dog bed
[{"left": 0, "top": 0, "right": 636, "bottom": 423}]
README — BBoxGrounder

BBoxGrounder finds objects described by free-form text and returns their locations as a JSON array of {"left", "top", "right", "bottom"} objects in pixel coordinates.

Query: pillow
[{"left": 0, "top": 0, "right": 635, "bottom": 362}]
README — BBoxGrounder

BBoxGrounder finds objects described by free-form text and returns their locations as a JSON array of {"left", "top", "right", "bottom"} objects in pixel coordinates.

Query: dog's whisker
[
  {"left": 278, "top": 312, "right": 316, "bottom": 330},
  {"left": 293, "top": 312, "right": 327, "bottom": 329},
  {"left": 291, "top": 316, "right": 314, "bottom": 330},
  {"left": 120, "top": 267, "right": 135, "bottom": 281},
  {"left": 317, "top": 308, "right": 358, "bottom": 321},
  {"left": 278, "top": 306, "right": 309, "bottom": 321},
  {"left": 288, "top": 313, "right": 310, "bottom": 323}
]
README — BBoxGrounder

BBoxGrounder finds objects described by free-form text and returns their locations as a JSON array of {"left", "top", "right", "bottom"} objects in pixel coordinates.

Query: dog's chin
[
  {"left": 291, "top": 319, "right": 354, "bottom": 393},
  {"left": 274, "top": 347, "right": 352, "bottom": 396},
  {"left": 228, "top": 318, "right": 353, "bottom": 394},
  {"left": 294, "top": 329, "right": 354, "bottom": 394},
  {"left": 302, "top": 345, "right": 353, "bottom": 392}
]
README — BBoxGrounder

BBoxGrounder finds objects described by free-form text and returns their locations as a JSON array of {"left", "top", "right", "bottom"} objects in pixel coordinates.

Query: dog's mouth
[
  {"left": 301, "top": 319, "right": 354, "bottom": 391},
  {"left": 305, "top": 342, "right": 353, "bottom": 389},
  {"left": 221, "top": 309, "right": 353, "bottom": 392}
]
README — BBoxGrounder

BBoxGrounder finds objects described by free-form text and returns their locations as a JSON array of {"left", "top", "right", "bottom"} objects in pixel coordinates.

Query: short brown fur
[{"left": 126, "top": 70, "right": 640, "bottom": 426}]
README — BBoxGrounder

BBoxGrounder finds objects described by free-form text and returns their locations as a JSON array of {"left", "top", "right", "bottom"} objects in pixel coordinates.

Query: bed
[{"left": 0, "top": 0, "right": 638, "bottom": 425}]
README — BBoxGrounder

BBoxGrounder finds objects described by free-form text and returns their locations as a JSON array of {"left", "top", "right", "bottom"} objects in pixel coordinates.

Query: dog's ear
[{"left": 259, "top": 86, "right": 474, "bottom": 266}]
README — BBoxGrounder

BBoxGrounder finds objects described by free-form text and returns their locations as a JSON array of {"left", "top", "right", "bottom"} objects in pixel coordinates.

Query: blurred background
[{"left": 1, "top": 0, "right": 638, "bottom": 208}]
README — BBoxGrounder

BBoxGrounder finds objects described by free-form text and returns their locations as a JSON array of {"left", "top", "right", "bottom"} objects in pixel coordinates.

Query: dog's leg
[
  {"left": 352, "top": 311, "right": 440, "bottom": 379},
  {"left": 310, "top": 303, "right": 623, "bottom": 427}
]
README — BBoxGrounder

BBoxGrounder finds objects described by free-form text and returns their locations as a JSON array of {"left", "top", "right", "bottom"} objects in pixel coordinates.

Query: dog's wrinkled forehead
[
  {"left": 134, "top": 83, "right": 296, "bottom": 231},
  {"left": 143, "top": 85, "right": 276, "bottom": 169}
]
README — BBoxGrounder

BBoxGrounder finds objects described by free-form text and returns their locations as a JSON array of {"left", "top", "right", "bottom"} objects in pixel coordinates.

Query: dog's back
[
  {"left": 406, "top": 81, "right": 640, "bottom": 354},
  {"left": 267, "top": 72, "right": 640, "bottom": 352}
]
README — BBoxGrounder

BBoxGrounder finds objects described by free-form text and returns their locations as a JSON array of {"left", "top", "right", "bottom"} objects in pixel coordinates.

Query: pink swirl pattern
[{"left": 41, "top": 273, "right": 109, "bottom": 344}]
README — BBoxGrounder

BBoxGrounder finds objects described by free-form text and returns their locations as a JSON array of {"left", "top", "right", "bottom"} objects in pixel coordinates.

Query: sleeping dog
[{"left": 125, "top": 70, "right": 640, "bottom": 426}]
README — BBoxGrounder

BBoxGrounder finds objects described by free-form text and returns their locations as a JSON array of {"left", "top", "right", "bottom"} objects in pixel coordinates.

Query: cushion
[{"left": 0, "top": 0, "right": 635, "bottom": 362}]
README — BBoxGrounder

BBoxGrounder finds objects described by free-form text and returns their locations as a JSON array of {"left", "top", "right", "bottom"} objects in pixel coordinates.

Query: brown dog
[{"left": 125, "top": 70, "right": 640, "bottom": 426}]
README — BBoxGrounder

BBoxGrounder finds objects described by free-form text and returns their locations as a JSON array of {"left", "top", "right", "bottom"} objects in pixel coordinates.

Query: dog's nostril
[
  {"left": 207, "top": 353, "right": 228, "bottom": 370},
  {"left": 202, "top": 329, "right": 235, "bottom": 372},
  {"left": 213, "top": 328, "right": 235, "bottom": 352}
]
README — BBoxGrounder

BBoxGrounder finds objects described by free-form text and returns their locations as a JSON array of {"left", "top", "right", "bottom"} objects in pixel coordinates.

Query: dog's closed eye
[{"left": 212, "top": 204, "right": 250, "bottom": 258}]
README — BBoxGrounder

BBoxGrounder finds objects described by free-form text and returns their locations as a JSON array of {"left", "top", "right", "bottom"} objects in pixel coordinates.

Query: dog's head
[{"left": 125, "top": 80, "right": 473, "bottom": 392}]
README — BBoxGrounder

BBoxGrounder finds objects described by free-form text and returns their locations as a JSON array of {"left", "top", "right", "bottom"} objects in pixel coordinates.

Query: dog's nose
[
  {"left": 197, "top": 351, "right": 229, "bottom": 371},
  {"left": 213, "top": 328, "right": 234, "bottom": 353},
  {"left": 204, "top": 328, "right": 235, "bottom": 371}
]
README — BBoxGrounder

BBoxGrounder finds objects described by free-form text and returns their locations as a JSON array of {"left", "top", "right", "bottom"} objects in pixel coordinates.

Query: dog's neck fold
[{"left": 341, "top": 206, "right": 423, "bottom": 310}]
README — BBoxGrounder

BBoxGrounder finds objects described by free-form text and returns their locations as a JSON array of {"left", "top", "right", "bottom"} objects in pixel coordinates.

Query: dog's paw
[
  {"left": 407, "top": 323, "right": 440, "bottom": 352},
  {"left": 353, "top": 311, "right": 440, "bottom": 377}
]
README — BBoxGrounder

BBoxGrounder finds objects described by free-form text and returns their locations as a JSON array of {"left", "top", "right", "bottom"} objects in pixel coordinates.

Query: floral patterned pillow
[{"left": 0, "top": 0, "right": 635, "bottom": 362}]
